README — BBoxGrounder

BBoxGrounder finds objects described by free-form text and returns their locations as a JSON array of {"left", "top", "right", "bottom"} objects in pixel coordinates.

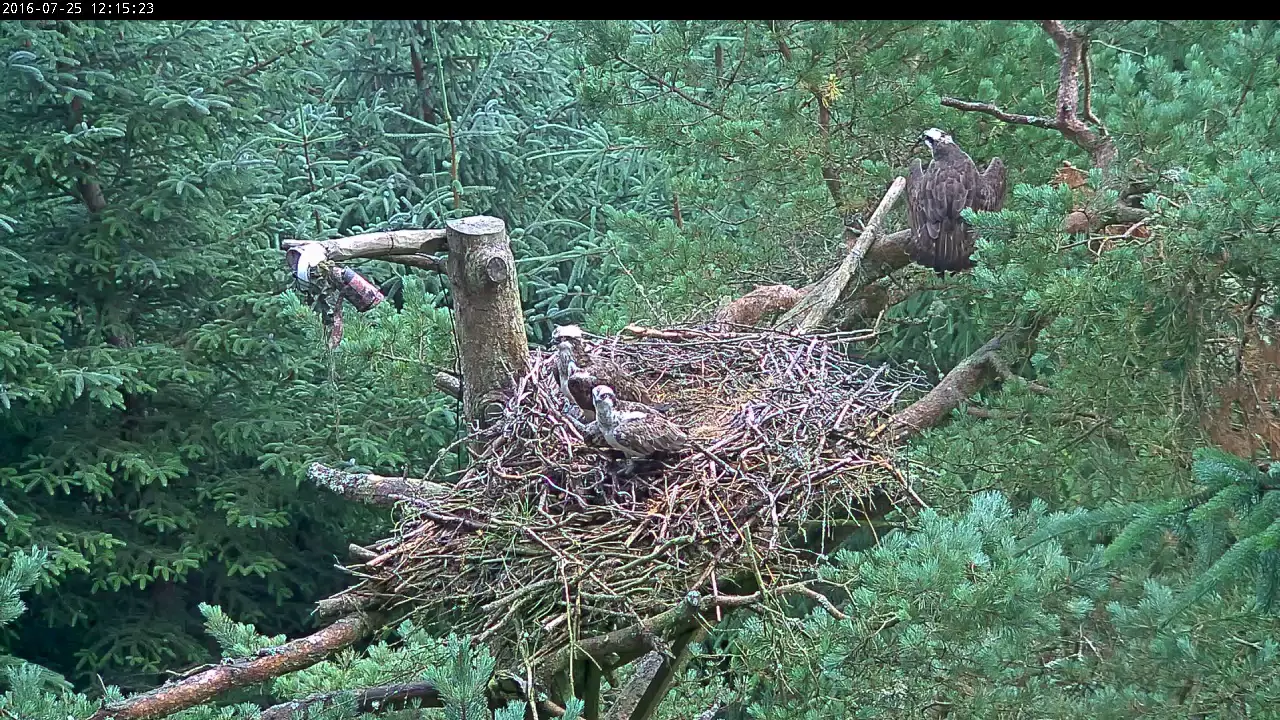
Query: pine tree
[{"left": 0, "top": 20, "right": 409, "bottom": 689}]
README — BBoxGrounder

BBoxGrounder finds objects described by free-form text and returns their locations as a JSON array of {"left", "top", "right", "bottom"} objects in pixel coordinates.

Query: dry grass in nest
[{"left": 338, "top": 326, "right": 929, "bottom": 658}]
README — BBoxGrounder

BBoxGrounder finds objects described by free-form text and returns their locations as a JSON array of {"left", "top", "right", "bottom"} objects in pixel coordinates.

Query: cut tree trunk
[{"left": 444, "top": 216, "right": 530, "bottom": 426}]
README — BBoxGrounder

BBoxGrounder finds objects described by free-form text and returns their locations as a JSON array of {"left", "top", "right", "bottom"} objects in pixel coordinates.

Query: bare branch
[
  {"left": 943, "top": 20, "right": 1117, "bottom": 172},
  {"left": 224, "top": 26, "right": 342, "bottom": 88},
  {"left": 348, "top": 544, "right": 378, "bottom": 562},
  {"left": 612, "top": 54, "right": 726, "bottom": 118},
  {"left": 875, "top": 336, "right": 1005, "bottom": 443},
  {"left": 876, "top": 314, "right": 1055, "bottom": 442},
  {"left": 938, "top": 98, "right": 1057, "bottom": 130},
  {"left": 384, "top": 253, "right": 445, "bottom": 272},
  {"left": 775, "top": 176, "right": 907, "bottom": 333},
  {"left": 282, "top": 229, "right": 447, "bottom": 263},
  {"left": 602, "top": 652, "right": 666, "bottom": 720},
  {"left": 260, "top": 681, "right": 440, "bottom": 720},
  {"left": 711, "top": 285, "right": 804, "bottom": 327},
  {"left": 89, "top": 614, "right": 378, "bottom": 720},
  {"left": 308, "top": 463, "right": 448, "bottom": 508},
  {"left": 434, "top": 371, "right": 462, "bottom": 400},
  {"left": 314, "top": 593, "right": 378, "bottom": 620}
]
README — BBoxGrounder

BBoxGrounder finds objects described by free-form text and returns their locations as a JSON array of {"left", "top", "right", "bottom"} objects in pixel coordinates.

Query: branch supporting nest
[
  {"left": 259, "top": 681, "right": 441, "bottom": 720},
  {"left": 877, "top": 336, "right": 1005, "bottom": 443},
  {"left": 308, "top": 463, "right": 448, "bottom": 508},
  {"left": 712, "top": 285, "right": 804, "bottom": 327},
  {"left": 602, "top": 652, "right": 667, "bottom": 720},
  {"left": 88, "top": 614, "right": 379, "bottom": 720}
]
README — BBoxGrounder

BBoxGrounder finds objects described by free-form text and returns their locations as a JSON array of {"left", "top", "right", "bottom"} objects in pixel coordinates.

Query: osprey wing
[
  {"left": 977, "top": 157, "right": 1007, "bottom": 212},
  {"left": 566, "top": 371, "right": 597, "bottom": 414},
  {"left": 924, "top": 160, "right": 978, "bottom": 272},
  {"left": 592, "top": 359, "right": 651, "bottom": 405},
  {"left": 907, "top": 158, "right": 938, "bottom": 268},
  {"left": 616, "top": 412, "right": 689, "bottom": 456}
]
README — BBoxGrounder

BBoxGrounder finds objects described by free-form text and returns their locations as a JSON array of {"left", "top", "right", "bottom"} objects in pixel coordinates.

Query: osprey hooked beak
[{"left": 919, "top": 128, "right": 952, "bottom": 153}]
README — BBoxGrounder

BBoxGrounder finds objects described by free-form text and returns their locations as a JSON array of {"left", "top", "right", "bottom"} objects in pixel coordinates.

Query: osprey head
[
  {"left": 920, "top": 128, "right": 953, "bottom": 154},
  {"left": 551, "top": 325, "right": 584, "bottom": 344},
  {"left": 592, "top": 385, "right": 616, "bottom": 406}
]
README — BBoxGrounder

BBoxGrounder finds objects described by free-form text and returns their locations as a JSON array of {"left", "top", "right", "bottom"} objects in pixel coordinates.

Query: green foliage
[
  {"left": 1, "top": 15, "right": 668, "bottom": 693},
  {"left": 6, "top": 17, "right": 1280, "bottom": 720},
  {"left": 658, "top": 491, "right": 1280, "bottom": 719},
  {"left": 1021, "top": 447, "right": 1280, "bottom": 619},
  {"left": 424, "top": 636, "right": 492, "bottom": 720},
  {"left": 0, "top": 20, "right": 439, "bottom": 689},
  {"left": 321, "top": 20, "right": 668, "bottom": 339}
]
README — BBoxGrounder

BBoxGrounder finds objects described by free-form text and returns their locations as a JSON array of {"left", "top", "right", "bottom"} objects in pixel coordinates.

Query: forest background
[{"left": 2, "top": 18, "right": 1279, "bottom": 719}]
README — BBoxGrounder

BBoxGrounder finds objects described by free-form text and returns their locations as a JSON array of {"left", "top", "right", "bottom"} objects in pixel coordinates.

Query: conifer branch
[
  {"left": 224, "top": 25, "right": 342, "bottom": 88},
  {"left": 409, "top": 23, "right": 438, "bottom": 124},
  {"left": 942, "top": 20, "right": 1118, "bottom": 173},
  {"left": 88, "top": 613, "right": 379, "bottom": 720},
  {"left": 611, "top": 54, "right": 727, "bottom": 119}
]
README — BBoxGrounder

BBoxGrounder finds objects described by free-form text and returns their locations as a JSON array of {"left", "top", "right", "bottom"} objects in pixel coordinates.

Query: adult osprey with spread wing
[{"left": 906, "top": 128, "right": 1007, "bottom": 274}]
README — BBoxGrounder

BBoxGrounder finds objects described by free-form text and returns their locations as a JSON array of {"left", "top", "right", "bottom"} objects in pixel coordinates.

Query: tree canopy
[{"left": 1, "top": 18, "right": 1278, "bottom": 720}]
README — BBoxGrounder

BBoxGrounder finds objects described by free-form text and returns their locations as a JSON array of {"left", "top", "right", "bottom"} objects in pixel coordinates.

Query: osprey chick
[
  {"left": 906, "top": 128, "right": 1006, "bottom": 274},
  {"left": 592, "top": 386, "right": 688, "bottom": 461},
  {"left": 553, "top": 338, "right": 653, "bottom": 421}
]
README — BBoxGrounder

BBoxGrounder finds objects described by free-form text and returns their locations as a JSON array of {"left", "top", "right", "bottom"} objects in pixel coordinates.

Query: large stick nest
[{"left": 335, "top": 326, "right": 928, "bottom": 657}]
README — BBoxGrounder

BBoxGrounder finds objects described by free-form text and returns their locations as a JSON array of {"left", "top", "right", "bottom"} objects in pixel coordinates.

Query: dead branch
[
  {"left": 936, "top": 98, "right": 1059, "bottom": 131},
  {"left": 444, "top": 216, "right": 530, "bottom": 425},
  {"left": 875, "top": 309, "right": 1056, "bottom": 443},
  {"left": 308, "top": 463, "right": 448, "bottom": 508},
  {"left": 711, "top": 285, "right": 804, "bottom": 326},
  {"left": 602, "top": 652, "right": 666, "bottom": 720},
  {"left": 348, "top": 544, "right": 378, "bottom": 563},
  {"left": 89, "top": 614, "right": 378, "bottom": 720},
  {"left": 384, "top": 253, "right": 444, "bottom": 272},
  {"left": 282, "top": 229, "right": 446, "bottom": 263},
  {"left": 260, "top": 681, "right": 440, "bottom": 720},
  {"left": 775, "top": 177, "right": 907, "bottom": 333},
  {"left": 621, "top": 325, "right": 736, "bottom": 341},
  {"left": 875, "top": 335, "right": 1005, "bottom": 443},
  {"left": 314, "top": 593, "right": 378, "bottom": 620},
  {"left": 941, "top": 20, "right": 1117, "bottom": 173},
  {"left": 434, "top": 371, "right": 463, "bottom": 400}
]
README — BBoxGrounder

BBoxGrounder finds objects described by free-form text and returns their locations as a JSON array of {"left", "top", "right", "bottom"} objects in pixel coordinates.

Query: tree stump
[{"left": 444, "top": 216, "right": 529, "bottom": 426}]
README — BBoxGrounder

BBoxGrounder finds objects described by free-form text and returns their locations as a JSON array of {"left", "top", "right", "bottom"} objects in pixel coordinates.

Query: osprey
[
  {"left": 592, "top": 386, "right": 688, "bottom": 463},
  {"left": 552, "top": 332, "right": 654, "bottom": 418},
  {"left": 550, "top": 325, "right": 585, "bottom": 393},
  {"left": 906, "top": 128, "right": 1006, "bottom": 274}
]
